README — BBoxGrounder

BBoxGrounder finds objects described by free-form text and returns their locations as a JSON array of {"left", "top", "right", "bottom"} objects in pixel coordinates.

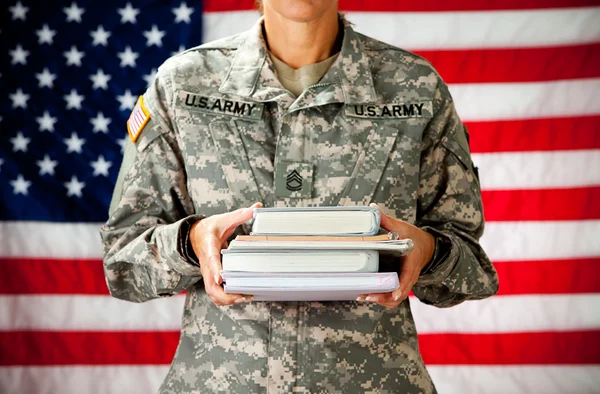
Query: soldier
[{"left": 101, "top": 0, "right": 499, "bottom": 392}]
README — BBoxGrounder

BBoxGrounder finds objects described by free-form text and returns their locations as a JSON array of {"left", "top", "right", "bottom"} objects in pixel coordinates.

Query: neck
[{"left": 263, "top": 10, "right": 340, "bottom": 69}]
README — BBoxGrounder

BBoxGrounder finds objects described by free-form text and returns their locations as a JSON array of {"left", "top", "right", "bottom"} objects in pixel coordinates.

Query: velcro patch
[
  {"left": 127, "top": 96, "right": 150, "bottom": 142},
  {"left": 345, "top": 101, "right": 433, "bottom": 119},
  {"left": 177, "top": 91, "right": 264, "bottom": 121}
]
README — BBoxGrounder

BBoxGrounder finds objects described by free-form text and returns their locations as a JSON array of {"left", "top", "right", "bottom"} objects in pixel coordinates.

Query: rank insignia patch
[
  {"left": 286, "top": 170, "right": 303, "bottom": 191},
  {"left": 127, "top": 96, "right": 150, "bottom": 142}
]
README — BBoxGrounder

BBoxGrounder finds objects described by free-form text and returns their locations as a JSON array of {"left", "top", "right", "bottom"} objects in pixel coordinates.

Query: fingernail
[
  {"left": 365, "top": 296, "right": 378, "bottom": 302},
  {"left": 214, "top": 275, "right": 220, "bottom": 285},
  {"left": 356, "top": 296, "right": 366, "bottom": 302},
  {"left": 369, "top": 203, "right": 378, "bottom": 208},
  {"left": 234, "top": 297, "right": 247, "bottom": 304},
  {"left": 394, "top": 293, "right": 402, "bottom": 301}
]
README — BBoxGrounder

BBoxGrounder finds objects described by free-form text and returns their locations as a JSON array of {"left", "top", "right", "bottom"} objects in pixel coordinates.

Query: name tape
[
  {"left": 178, "top": 91, "right": 264, "bottom": 120},
  {"left": 345, "top": 102, "right": 433, "bottom": 119}
]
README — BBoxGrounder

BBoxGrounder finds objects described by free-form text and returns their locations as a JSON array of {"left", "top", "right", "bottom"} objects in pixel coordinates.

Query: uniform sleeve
[
  {"left": 412, "top": 78, "right": 499, "bottom": 308},
  {"left": 100, "top": 66, "right": 203, "bottom": 303}
]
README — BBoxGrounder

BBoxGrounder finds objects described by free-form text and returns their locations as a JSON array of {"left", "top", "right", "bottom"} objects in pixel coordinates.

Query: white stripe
[
  {"left": 2, "top": 220, "right": 599, "bottom": 261},
  {"left": 134, "top": 109, "right": 145, "bottom": 123},
  {"left": 132, "top": 111, "right": 143, "bottom": 127},
  {"left": 473, "top": 150, "right": 600, "bottom": 190},
  {"left": 2, "top": 293, "right": 599, "bottom": 332},
  {"left": 0, "top": 221, "right": 102, "bottom": 258},
  {"left": 427, "top": 366, "right": 600, "bottom": 394},
  {"left": 203, "top": 8, "right": 600, "bottom": 49},
  {"left": 130, "top": 117, "right": 141, "bottom": 131},
  {"left": 480, "top": 220, "right": 600, "bottom": 261},
  {"left": 1, "top": 365, "right": 597, "bottom": 394},
  {"left": 411, "top": 294, "right": 600, "bottom": 334},
  {"left": 450, "top": 79, "right": 600, "bottom": 121},
  {"left": 0, "top": 366, "right": 168, "bottom": 394}
]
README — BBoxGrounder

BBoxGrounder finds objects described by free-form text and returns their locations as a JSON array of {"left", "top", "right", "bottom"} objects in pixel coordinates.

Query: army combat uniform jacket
[{"left": 101, "top": 18, "right": 498, "bottom": 394}]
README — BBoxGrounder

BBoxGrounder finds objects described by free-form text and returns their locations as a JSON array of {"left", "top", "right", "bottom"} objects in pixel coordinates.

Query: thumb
[
  {"left": 370, "top": 203, "right": 395, "bottom": 231},
  {"left": 222, "top": 202, "right": 263, "bottom": 234}
]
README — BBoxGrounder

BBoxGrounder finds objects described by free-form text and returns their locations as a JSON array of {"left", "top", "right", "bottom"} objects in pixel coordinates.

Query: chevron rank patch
[{"left": 127, "top": 96, "right": 150, "bottom": 143}]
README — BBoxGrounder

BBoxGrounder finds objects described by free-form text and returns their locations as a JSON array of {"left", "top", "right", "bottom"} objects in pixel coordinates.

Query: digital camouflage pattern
[{"left": 101, "top": 17, "right": 499, "bottom": 394}]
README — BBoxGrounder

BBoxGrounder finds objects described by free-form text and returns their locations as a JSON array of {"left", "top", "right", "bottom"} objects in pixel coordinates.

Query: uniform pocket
[
  {"left": 338, "top": 124, "right": 399, "bottom": 206},
  {"left": 208, "top": 120, "right": 263, "bottom": 207}
]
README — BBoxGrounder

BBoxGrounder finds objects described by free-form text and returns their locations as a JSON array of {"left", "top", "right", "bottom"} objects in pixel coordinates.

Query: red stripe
[
  {"left": 420, "top": 331, "right": 600, "bottom": 365},
  {"left": 494, "top": 257, "right": 600, "bottom": 295},
  {"left": 0, "top": 258, "right": 108, "bottom": 295},
  {"left": 204, "top": 0, "right": 599, "bottom": 12},
  {"left": 0, "top": 331, "right": 179, "bottom": 366},
  {"left": 2, "top": 330, "right": 598, "bottom": 366},
  {"left": 482, "top": 187, "right": 600, "bottom": 221},
  {"left": 415, "top": 44, "right": 600, "bottom": 83},
  {"left": 466, "top": 115, "right": 600, "bottom": 153},
  {"left": 3, "top": 257, "right": 600, "bottom": 296}
]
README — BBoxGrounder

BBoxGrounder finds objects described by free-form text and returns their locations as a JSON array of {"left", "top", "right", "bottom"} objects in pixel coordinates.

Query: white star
[
  {"left": 117, "top": 136, "right": 128, "bottom": 153},
  {"left": 9, "top": 2, "right": 29, "bottom": 21},
  {"left": 91, "top": 155, "right": 112, "bottom": 177},
  {"left": 90, "top": 112, "right": 111, "bottom": 133},
  {"left": 64, "top": 176, "right": 85, "bottom": 197},
  {"left": 117, "top": 90, "right": 137, "bottom": 111},
  {"left": 172, "top": 2, "right": 194, "bottom": 23},
  {"left": 143, "top": 68, "right": 157, "bottom": 86},
  {"left": 37, "top": 155, "right": 58, "bottom": 176},
  {"left": 63, "top": 2, "right": 85, "bottom": 23},
  {"left": 10, "top": 88, "right": 30, "bottom": 109},
  {"left": 36, "top": 68, "right": 56, "bottom": 88},
  {"left": 118, "top": 2, "right": 139, "bottom": 24},
  {"left": 64, "top": 132, "right": 85, "bottom": 153},
  {"left": 90, "top": 69, "right": 111, "bottom": 90},
  {"left": 36, "top": 24, "right": 56, "bottom": 45},
  {"left": 36, "top": 111, "right": 57, "bottom": 132},
  {"left": 10, "top": 131, "right": 30, "bottom": 152},
  {"left": 143, "top": 25, "right": 165, "bottom": 47},
  {"left": 171, "top": 45, "right": 186, "bottom": 56},
  {"left": 117, "top": 46, "right": 138, "bottom": 67},
  {"left": 64, "top": 46, "right": 85, "bottom": 66},
  {"left": 10, "top": 45, "right": 29, "bottom": 65},
  {"left": 11, "top": 175, "right": 32, "bottom": 195},
  {"left": 64, "top": 89, "right": 84, "bottom": 110},
  {"left": 90, "top": 25, "right": 111, "bottom": 46}
]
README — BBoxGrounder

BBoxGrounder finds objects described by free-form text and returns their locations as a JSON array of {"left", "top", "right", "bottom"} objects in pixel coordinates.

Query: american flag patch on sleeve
[{"left": 127, "top": 96, "right": 150, "bottom": 142}]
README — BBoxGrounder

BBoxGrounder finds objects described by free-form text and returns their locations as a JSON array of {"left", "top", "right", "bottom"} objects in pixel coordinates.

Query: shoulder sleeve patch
[{"left": 127, "top": 96, "right": 151, "bottom": 142}]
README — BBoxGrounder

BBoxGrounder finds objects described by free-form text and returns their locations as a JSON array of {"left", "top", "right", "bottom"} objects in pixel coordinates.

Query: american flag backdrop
[{"left": 1, "top": 0, "right": 600, "bottom": 393}]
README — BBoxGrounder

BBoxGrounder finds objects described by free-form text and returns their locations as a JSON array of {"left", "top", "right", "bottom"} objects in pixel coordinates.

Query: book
[
  {"left": 221, "top": 250, "right": 379, "bottom": 273},
  {"left": 251, "top": 206, "right": 380, "bottom": 236},
  {"left": 222, "top": 272, "right": 400, "bottom": 301},
  {"left": 235, "top": 233, "right": 397, "bottom": 242},
  {"left": 225, "top": 237, "right": 414, "bottom": 256}
]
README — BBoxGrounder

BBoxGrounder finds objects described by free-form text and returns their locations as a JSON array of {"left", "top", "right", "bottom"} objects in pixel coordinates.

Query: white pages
[
  {"left": 251, "top": 207, "right": 379, "bottom": 235},
  {"left": 227, "top": 239, "right": 414, "bottom": 255},
  {"left": 221, "top": 250, "right": 379, "bottom": 273}
]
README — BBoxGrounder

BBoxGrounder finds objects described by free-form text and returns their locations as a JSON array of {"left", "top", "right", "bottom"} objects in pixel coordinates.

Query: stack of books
[{"left": 221, "top": 206, "right": 413, "bottom": 301}]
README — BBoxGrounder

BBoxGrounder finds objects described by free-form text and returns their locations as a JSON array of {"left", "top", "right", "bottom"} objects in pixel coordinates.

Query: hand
[
  {"left": 357, "top": 203, "right": 435, "bottom": 309},
  {"left": 190, "top": 202, "right": 262, "bottom": 306}
]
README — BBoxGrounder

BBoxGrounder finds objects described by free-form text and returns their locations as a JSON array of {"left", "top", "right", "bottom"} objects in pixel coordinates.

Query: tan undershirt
[{"left": 269, "top": 52, "right": 339, "bottom": 97}]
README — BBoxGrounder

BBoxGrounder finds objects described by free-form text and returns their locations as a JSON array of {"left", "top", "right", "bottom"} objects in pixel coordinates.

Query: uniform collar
[{"left": 219, "top": 16, "right": 378, "bottom": 105}]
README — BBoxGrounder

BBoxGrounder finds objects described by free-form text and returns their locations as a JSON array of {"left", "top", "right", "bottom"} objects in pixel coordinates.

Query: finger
[
  {"left": 363, "top": 292, "right": 396, "bottom": 304},
  {"left": 204, "top": 275, "right": 250, "bottom": 305},
  {"left": 201, "top": 235, "right": 224, "bottom": 285},
  {"left": 395, "top": 264, "right": 419, "bottom": 301},
  {"left": 222, "top": 202, "right": 262, "bottom": 233},
  {"left": 200, "top": 254, "right": 252, "bottom": 305},
  {"left": 369, "top": 202, "right": 396, "bottom": 232}
]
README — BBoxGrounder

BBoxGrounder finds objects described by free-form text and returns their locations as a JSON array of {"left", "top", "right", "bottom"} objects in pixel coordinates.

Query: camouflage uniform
[{"left": 101, "top": 17, "right": 498, "bottom": 394}]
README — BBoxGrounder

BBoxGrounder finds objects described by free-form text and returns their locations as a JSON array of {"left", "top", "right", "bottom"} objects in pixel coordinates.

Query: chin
[{"left": 265, "top": 0, "right": 338, "bottom": 22}]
